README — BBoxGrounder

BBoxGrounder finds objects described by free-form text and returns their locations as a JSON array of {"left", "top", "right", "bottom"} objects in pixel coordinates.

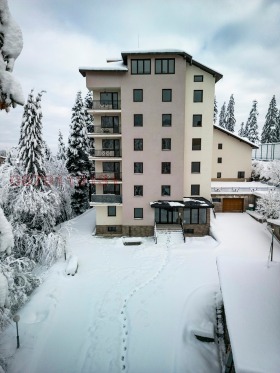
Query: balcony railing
[
  {"left": 89, "top": 149, "right": 122, "bottom": 157},
  {"left": 87, "top": 125, "right": 121, "bottom": 134},
  {"left": 91, "top": 194, "right": 122, "bottom": 203},
  {"left": 90, "top": 172, "right": 122, "bottom": 181},
  {"left": 91, "top": 100, "right": 121, "bottom": 110}
]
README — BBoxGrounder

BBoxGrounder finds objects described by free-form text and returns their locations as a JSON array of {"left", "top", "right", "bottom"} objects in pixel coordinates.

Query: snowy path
[{"left": 1, "top": 210, "right": 280, "bottom": 373}]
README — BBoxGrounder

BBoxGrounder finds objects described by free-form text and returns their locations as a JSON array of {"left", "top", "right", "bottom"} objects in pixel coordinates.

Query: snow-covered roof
[
  {"left": 214, "top": 124, "right": 259, "bottom": 149},
  {"left": 150, "top": 198, "right": 213, "bottom": 208},
  {"left": 217, "top": 256, "right": 280, "bottom": 373},
  {"left": 80, "top": 49, "right": 223, "bottom": 82},
  {"left": 79, "top": 61, "right": 128, "bottom": 76},
  {"left": 211, "top": 181, "right": 275, "bottom": 195}
]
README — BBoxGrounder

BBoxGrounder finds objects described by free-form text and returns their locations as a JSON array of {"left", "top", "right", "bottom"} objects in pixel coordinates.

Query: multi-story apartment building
[{"left": 80, "top": 49, "right": 224, "bottom": 237}]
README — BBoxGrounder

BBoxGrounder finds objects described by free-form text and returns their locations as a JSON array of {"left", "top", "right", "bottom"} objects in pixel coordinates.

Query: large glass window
[
  {"left": 100, "top": 92, "right": 119, "bottom": 109},
  {"left": 133, "top": 89, "right": 143, "bottom": 102},
  {"left": 103, "top": 184, "right": 120, "bottom": 195},
  {"left": 155, "top": 59, "right": 175, "bottom": 74},
  {"left": 184, "top": 208, "right": 207, "bottom": 224},
  {"left": 162, "top": 114, "right": 172, "bottom": 127},
  {"left": 162, "top": 89, "right": 172, "bottom": 102},
  {"left": 131, "top": 59, "right": 151, "bottom": 74},
  {"left": 134, "top": 162, "right": 143, "bottom": 173}
]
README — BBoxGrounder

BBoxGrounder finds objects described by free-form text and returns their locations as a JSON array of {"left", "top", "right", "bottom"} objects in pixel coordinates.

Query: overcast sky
[{"left": 1, "top": 0, "right": 280, "bottom": 153}]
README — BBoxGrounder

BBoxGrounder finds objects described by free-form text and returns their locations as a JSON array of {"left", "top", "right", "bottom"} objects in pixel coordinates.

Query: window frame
[
  {"left": 134, "top": 208, "right": 143, "bottom": 219},
  {"left": 134, "top": 114, "right": 143, "bottom": 127},
  {"left": 217, "top": 157, "right": 222, "bottom": 164},
  {"left": 134, "top": 138, "right": 143, "bottom": 151},
  {"left": 107, "top": 206, "right": 116, "bottom": 217},
  {"left": 161, "top": 162, "right": 171, "bottom": 174},
  {"left": 133, "top": 89, "right": 143, "bottom": 102},
  {"left": 155, "top": 58, "right": 175, "bottom": 74},
  {"left": 238, "top": 171, "right": 245, "bottom": 178},
  {"left": 217, "top": 172, "right": 222, "bottom": 178},
  {"left": 134, "top": 185, "right": 143, "bottom": 196},
  {"left": 192, "top": 138, "right": 201, "bottom": 151},
  {"left": 161, "top": 185, "right": 171, "bottom": 196},
  {"left": 162, "top": 138, "right": 171, "bottom": 150},
  {"left": 193, "top": 90, "right": 203, "bottom": 103},
  {"left": 191, "top": 184, "right": 200, "bottom": 196},
  {"left": 218, "top": 143, "right": 223, "bottom": 149},
  {"left": 162, "top": 89, "right": 172, "bottom": 102},
  {"left": 191, "top": 161, "right": 201, "bottom": 174},
  {"left": 193, "top": 114, "right": 202, "bottom": 127},
  {"left": 194, "top": 75, "right": 203, "bottom": 82},
  {"left": 134, "top": 162, "right": 143, "bottom": 174},
  {"left": 131, "top": 59, "right": 151, "bottom": 75},
  {"left": 162, "top": 114, "right": 172, "bottom": 127},
  {"left": 184, "top": 207, "right": 207, "bottom": 224}
]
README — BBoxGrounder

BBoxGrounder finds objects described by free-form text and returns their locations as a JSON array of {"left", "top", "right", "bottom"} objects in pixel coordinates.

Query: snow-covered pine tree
[
  {"left": 244, "top": 100, "right": 259, "bottom": 143},
  {"left": 43, "top": 140, "right": 52, "bottom": 162},
  {"left": 213, "top": 96, "right": 218, "bottom": 124},
  {"left": 219, "top": 102, "right": 226, "bottom": 128},
  {"left": 66, "top": 91, "right": 91, "bottom": 215},
  {"left": 238, "top": 122, "right": 245, "bottom": 137},
  {"left": 261, "top": 95, "right": 278, "bottom": 143},
  {"left": 224, "top": 94, "right": 236, "bottom": 132},
  {"left": 57, "top": 130, "right": 67, "bottom": 161},
  {"left": 18, "top": 90, "right": 46, "bottom": 188}
]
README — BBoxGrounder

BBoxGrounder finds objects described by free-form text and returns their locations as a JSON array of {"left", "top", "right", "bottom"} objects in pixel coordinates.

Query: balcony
[
  {"left": 89, "top": 148, "right": 122, "bottom": 158},
  {"left": 91, "top": 100, "right": 121, "bottom": 111},
  {"left": 90, "top": 172, "right": 122, "bottom": 182},
  {"left": 87, "top": 125, "right": 121, "bottom": 135},
  {"left": 91, "top": 194, "right": 122, "bottom": 204}
]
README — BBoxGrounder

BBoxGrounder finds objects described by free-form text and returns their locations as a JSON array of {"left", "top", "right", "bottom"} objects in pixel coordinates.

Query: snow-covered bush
[
  {"left": 0, "top": 207, "right": 14, "bottom": 255},
  {"left": 256, "top": 191, "right": 280, "bottom": 219}
]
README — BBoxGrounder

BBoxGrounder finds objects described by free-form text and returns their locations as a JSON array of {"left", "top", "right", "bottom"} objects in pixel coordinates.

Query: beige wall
[
  {"left": 212, "top": 128, "right": 253, "bottom": 180},
  {"left": 95, "top": 205, "right": 123, "bottom": 225},
  {"left": 184, "top": 65, "right": 215, "bottom": 200},
  {"left": 121, "top": 54, "right": 186, "bottom": 226}
]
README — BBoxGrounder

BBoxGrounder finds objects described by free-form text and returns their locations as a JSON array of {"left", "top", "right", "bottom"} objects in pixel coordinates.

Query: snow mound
[{"left": 66, "top": 255, "right": 78, "bottom": 276}]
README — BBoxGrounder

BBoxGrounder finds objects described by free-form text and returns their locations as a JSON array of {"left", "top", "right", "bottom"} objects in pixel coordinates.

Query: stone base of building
[
  {"left": 95, "top": 225, "right": 154, "bottom": 237},
  {"left": 183, "top": 223, "right": 210, "bottom": 237}
]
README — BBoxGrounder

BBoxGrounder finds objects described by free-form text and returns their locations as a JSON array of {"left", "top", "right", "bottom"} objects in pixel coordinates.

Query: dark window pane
[
  {"left": 193, "top": 114, "right": 202, "bottom": 127},
  {"left": 162, "top": 59, "right": 168, "bottom": 73},
  {"left": 144, "top": 60, "right": 151, "bottom": 74},
  {"left": 194, "top": 75, "right": 203, "bottom": 82},
  {"left": 191, "top": 184, "right": 200, "bottom": 196},
  {"left": 238, "top": 171, "right": 245, "bottom": 178},
  {"left": 138, "top": 60, "right": 144, "bottom": 74},
  {"left": 134, "top": 185, "right": 143, "bottom": 196},
  {"left": 192, "top": 138, "right": 201, "bottom": 150},
  {"left": 169, "top": 59, "right": 175, "bottom": 73},
  {"left": 134, "top": 138, "right": 143, "bottom": 151},
  {"left": 134, "top": 208, "right": 143, "bottom": 219},
  {"left": 155, "top": 59, "right": 161, "bottom": 73},
  {"left": 218, "top": 157, "right": 222, "bottom": 163},
  {"left": 162, "top": 89, "right": 172, "bottom": 102},
  {"left": 191, "top": 209, "right": 199, "bottom": 224},
  {"left": 193, "top": 90, "right": 203, "bottom": 102},
  {"left": 133, "top": 89, "right": 143, "bottom": 102},
  {"left": 199, "top": 208, "right": 207, "bottom": 224},
  {"left": 162, "top": 138, "right": 171, "bottom": 150},
  {"left": 162, "top": 114, "right": 172, "bottom": 127},
  {"left": 161, "top": 185, "right": 171, "bottom": 196},
  {"left": 134, "top": 162, "right": 143, "bottom": 173},
  {"left": 131, "top": 60, "right": 137, "bottom": 74},
  {"left": 218, "top": 143, "right": 223, "bottom": 149},
  {"left": 108, "top": 206, "right": 116, "bottom": 216},
  {"left": 184, "top": 208, "right": 191, "bottom": 224},
  {"left": 191, "top": 162, "right": 200, "bottom": 173},
  {"left": 162, "top": 162, "right": 171, "bottom": 174},
  {"left": 134, "top": 114, "right": 143, "bottom": 127},
  {"left": 217, "top": 172, "right": 221, "bottom": 178}
]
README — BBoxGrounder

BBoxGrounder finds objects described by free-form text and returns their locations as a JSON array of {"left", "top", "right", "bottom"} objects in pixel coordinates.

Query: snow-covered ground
[{"left": 1, "top": 210, "right": 280, "bottom": 373}]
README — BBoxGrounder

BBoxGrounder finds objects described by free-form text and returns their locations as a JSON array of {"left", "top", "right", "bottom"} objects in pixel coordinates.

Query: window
[
  {"left": 192, "top": 138, "right": 201, "bottom": 150},
  {"left": 133, "top": 89, "right": 143, "bottom": 102},
  {"left": 108, "top": 226, "right": 117, "bottom": 232},
  {"left": 131, "top": 59, "right": 151, "bottom": 74},
  {"left": 218, "top": 143, "right": 223, "bottom": 149},
  {"left": 184, "top": 208, "right": 207, "bottom": 224},
  {"left": 134, "top": 185, "right": 143, "bottom": 196},
  {"left": 193, "top": 114, "right": 202, "bottom": 127},
  {"left": 194, "top": 75, "right": 203, "bottom": 82},
  {"left": 134, "top": 138, "right": 143, "bottom": 151},
  {"left": 103, "top": 184, "right": 120, "bottom": 195},
  {"left": 100, "top": 92, "right": 119, "bottom": 109},
  {"left": 134, "top": 162, "right": 143, "bottom": 173},
  {"left": 155, "top": 59, "right": 175, "bottom": 74},
  {"left": 217, "top": 157, "right": 222, "bottom": 163},
  {"left": 161, "top": 185, "right": 171, "bottom": 196},
  {"left": 162, "top": 162, "right": 171, "bottom": 174},
  {"left": 162, "top": 89, "right": 172, "bottom": 102},
  {"left": 191, "top": 184, "right": 200, "bottom": 196},
  {"left": 212, "top": 198, "right": 221, "bottom": 203},
  {"left": 217, "top": 172, "right": 221, "bottom": 178},
  {"left": 238, "top": 171, "right": 245, "bottom": 178},
  {"left": 162, "top": 138, "right": 171, "bottom": 150},
  {"left": 134, "top": 114, "right": 143, "bottom": 127},
  {"left": 193, "top": 90, "right": 203, "bottom": 102},
  {"left": 162, "top": 114, "right": 172, "bottom": 127},
  {"left": 108, "top": 206, "right": 116, "bottom": 217},
  {"left": 134, "top": 208, "right": 143, "bottom": 219},
  {"left": 101, "top": 116, "right": 119, "bottom": 129},
  {"left": 191, "top": 162, "right": 200, "bottom": 173}
]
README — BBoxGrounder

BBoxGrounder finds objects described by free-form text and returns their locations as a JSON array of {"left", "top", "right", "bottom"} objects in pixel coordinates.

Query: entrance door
[{"left": 155, "top": 208, "right": 179, "bottom": 224}]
